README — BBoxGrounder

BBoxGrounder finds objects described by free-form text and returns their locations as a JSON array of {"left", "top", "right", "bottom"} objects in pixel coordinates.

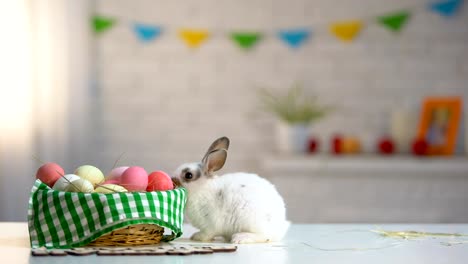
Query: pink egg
[
  {"left": 102, "top": 179, "right": 120, "bottom": 185},
  {"left": 120, "top": 166, "right": 148, "bottom": 192},
  {"left": 106, "top": 166, "right": 129, "bottom": 182},
  {"left": 36, "top": 163, "right": 65, "bottom": 187},
  {"left": 147, "top": 171, "right": 173, "bottom": 192}
]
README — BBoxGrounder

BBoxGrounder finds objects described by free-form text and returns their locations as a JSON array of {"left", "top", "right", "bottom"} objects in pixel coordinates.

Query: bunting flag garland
[
  {"left": 92, "top": 1, "right": 464, "bottom": 48},
  {"left": 430, "top": 0, "right": 464, "bottom": 17},
  {"left": 179, "top": 29, "right": 210, "bottom": 48},
  {"left": 132, "top": 23, "right": 162, "bottom": 42},
  {"left": 278, "top": 29, "right": 310, "bottom": 49},
  {"left": 329, "top": 21, "right": 363, "bottom": 42},
  {"left": 230, "top": 32, "right": 262, "bottom": 50},
  {"left": 92, "top": 16, "right": 115, "bottom": 34},
  {"left": 377, "top": 11, "right": 411, "bottom": 32}
]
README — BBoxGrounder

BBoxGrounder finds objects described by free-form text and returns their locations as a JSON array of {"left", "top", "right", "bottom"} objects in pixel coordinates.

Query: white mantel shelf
[{"left": 261, "top": 155, "right": 468, "bottom": 175}]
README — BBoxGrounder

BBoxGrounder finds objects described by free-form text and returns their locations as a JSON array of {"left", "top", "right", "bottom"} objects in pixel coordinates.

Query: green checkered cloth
[{"left": 28, "top": 179, "right": 186, "bottom": 249}]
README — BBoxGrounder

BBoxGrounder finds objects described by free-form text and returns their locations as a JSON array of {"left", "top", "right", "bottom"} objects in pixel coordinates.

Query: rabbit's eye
[{"left": 184, "top": 172, "right": 193, "bottom": 180}]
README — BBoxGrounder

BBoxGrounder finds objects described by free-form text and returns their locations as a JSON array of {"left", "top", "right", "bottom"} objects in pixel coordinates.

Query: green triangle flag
[
  {"left": 92, "top": 16, "right": 115, "bottom": 34},
  {"left": 230, "top": 32, "right": 262, "bottom": 50},
  {"left": 377, "top": 11, "right": 411, "bottom": 32}
]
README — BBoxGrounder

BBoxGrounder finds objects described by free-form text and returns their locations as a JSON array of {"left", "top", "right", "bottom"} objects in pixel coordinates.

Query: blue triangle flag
[
  {"left": 278, "top": 29, "right": 311, "bottom": 49},
  {"left": 430, "top": 0, "right": 464, "bottom": 17},
  {"left": 133, "top": 23, "right": 162, "bottom": 42}
]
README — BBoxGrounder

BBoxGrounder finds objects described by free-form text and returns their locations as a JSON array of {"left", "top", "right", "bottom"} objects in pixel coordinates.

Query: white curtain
[{"left": 0, "top": 0, "right": 91, "bottom": 221}]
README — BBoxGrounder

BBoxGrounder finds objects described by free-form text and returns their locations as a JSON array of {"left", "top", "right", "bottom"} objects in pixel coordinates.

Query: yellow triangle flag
[
  {"left": 179, "top": 29, "right": 210, "bottom": 48},
  {"left": 329, "top": 21, "right": 363, "bottom": 42}
]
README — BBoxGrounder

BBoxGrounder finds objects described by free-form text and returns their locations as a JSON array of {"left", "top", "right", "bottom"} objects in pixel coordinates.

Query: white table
[{"left": 2, "top": 222, "right": 468, "bottom": 263}]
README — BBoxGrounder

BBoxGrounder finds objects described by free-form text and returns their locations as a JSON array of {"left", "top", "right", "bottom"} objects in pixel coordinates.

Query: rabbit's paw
[
  {"left": 231, "top": 232, "right": 266, "bottom": 244},
  {"left": 191, "top": 231, "right": 214, "bottom": 242}
]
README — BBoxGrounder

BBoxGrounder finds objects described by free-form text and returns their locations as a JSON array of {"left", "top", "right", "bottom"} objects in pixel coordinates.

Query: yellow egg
[
  {"left": 74, "top": 165, "right": 104, "bottom": 187},
  {"left": 342, "top": 137, "right": 361, "bottom": 154},
  {"left": 94, "top": 184, "right": 128, "bottom": 194},
  {"left": 64, "top": 178, "right": 94, "bottom": 193}
]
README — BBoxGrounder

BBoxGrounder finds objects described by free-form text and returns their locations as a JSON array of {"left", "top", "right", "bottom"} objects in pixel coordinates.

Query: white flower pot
[{"left": 276, "top": 121, "right": 310, "bottom": 154}]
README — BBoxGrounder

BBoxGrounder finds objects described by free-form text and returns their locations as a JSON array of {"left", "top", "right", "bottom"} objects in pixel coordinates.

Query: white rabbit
[{"left": 173, "top": 137, "right": 290, "bottom": 244}]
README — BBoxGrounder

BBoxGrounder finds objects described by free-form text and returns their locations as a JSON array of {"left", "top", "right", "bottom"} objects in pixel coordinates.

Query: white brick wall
[
  {"left": 93, "top": 0, "right": 467, "bottom": 173},
  {"left": 91, "top": 0, "right": 468, "bottom": 222}
]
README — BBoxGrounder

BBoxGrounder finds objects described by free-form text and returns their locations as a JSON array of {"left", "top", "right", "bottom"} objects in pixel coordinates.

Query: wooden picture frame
[{"left": 416, "top": 97, "right": 462, "bottom": 155}]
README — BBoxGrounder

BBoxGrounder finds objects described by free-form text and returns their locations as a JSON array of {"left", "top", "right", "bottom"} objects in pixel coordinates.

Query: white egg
[
  {"left": 94, "top": 184, "right": 127, "bottom": 194},
  {"left": 64, "top": 178, "right": 94, "bottom": 193},
  {"left": 52, "top": 174, "right": 81, "bottom": 191}
]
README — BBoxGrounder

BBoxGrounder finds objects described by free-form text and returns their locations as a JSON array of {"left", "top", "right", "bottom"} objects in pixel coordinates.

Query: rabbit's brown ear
[
  {"left": 203, "top": 149, "right": 227, "bottom": 175},
  {"left": 204, "top": 137, "right": 229, "bottom": 158}
]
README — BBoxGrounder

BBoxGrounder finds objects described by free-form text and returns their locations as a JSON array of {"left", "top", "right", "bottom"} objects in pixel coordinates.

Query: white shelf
[{"left": 261, "top": 154, "right": 468, "bottom": 175}]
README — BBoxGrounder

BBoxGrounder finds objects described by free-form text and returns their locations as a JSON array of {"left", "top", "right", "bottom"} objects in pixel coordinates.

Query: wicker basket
[
  {"left": 28, "top": 180, "right": 186, "bottom": 249},
  {"left": 87, "top": 224, "right": 165, "bottom": 247}
]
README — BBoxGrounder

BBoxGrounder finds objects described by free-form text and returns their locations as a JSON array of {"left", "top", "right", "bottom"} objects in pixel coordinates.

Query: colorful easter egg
[
  {"left": 52, "top": 174, "right": 80, "bottom": 191},
  {"left": 412, "top": 138, "right": 428, "bottom": 156},
  {"left": 342, "top": 137, "right": 361, "bottom": 154},
  {"left": 74, "top": 165, "right": 104, "bottom": 186},
  {"left": 102, "top": 179, "right": 120, "bottom": 185},
  {"left": 64, "top": 178, "right": 94, "bottom": 193},
  {"left": 378, "top": 136, "right": 395, "bottom": 155},
  {"left": 120, "top": 166, "right": 148, "bottom": 192},
  {"left": 36, "top": 162, "right": 65, "bottom": 187},
  {"left": 147, "top": 171, "right": 174, "bottom": 192},
  {"left": 94, "top": 184, "right": 128, "bottom": 194},
  {"left": 106, "top": 166, "right": 129, "bottom": 182}
]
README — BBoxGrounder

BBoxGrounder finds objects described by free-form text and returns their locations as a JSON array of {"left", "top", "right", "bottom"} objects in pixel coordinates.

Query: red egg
[
  {"left": 307, "top": 137, "right": 319, "bottom": 153},
  {"left": 378, "top": 137, "right": 395, "bottom": 155},
  {"left": 412, "top": 138, "right": 428, "bottom": 156},
  {"left": 331, "top": 135, "right": 343, "bottom": 154},
  {"left": 36, "top": 163, "right": 65, "bottom": 187},
  {"left": 147, "top": 171, "right": 173, "bottom": 192},
  {"left": 120, "top": 166, "right": 148, "bottom": 192}
]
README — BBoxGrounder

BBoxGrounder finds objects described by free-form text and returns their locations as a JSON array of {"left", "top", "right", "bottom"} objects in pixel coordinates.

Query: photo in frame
[{"left": 416, "top": 97, "right": 463, "bottom": 155}]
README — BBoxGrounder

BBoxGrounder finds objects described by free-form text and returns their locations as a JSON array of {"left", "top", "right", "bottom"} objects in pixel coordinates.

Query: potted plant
[{"left": 259, "top": 83, "right": 329, "bottom": 154}]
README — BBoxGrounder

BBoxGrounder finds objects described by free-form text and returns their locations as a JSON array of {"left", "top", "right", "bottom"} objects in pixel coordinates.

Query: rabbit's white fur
[{"left": 174, "top": 163, "right": 290, "bottom": 243}]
